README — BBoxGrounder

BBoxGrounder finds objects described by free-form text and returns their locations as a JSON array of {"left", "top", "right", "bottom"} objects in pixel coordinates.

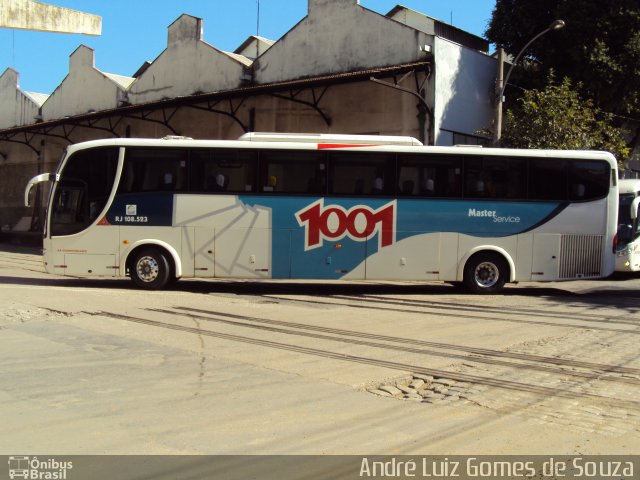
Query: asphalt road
[{"left": 1, "top": 244, "right": 639, "bottom": 455}]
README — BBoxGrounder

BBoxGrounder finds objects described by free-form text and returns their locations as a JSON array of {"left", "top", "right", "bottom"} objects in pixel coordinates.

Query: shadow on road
[
  {"left": 2, "top": 272, "right": 638, "bottom": 303},
  {"left": 1, "top": 237, "right": 638, "bottom": 310}
]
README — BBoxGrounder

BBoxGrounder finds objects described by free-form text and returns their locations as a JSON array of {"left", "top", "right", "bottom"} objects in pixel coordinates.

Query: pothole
[{"left": 367, "top": 373, "right": 483, "bottom": 405}]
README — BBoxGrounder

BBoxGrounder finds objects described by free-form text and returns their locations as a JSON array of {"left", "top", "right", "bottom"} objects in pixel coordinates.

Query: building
[{"left": 0, "top": 0, "right": 497, "bottom": 233}]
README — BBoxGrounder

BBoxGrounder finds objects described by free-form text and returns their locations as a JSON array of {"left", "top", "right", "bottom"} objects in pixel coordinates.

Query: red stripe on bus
[{"left": 317, "top": 143, "right": 379, "bottom": 149}]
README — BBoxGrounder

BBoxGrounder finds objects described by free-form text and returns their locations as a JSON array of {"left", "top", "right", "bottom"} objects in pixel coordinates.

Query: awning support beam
[{"left": 370, "top": 67, "right": 433, "bottom": 144}]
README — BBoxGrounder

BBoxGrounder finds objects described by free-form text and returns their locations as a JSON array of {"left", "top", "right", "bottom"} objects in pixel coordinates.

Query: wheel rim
[
  {"left": 136, "top": 255, "right": 160, "bottom": 283},
  {"left": 473, "top": 261, "right": 499, "bottom": 288}
]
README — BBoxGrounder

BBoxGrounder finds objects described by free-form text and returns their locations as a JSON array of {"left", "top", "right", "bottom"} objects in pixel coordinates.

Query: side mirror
[{"left": 24, "top": 173, "right": 59, "bottom": 207}]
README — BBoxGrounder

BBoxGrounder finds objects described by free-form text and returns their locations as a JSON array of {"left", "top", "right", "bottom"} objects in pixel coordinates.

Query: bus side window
[
  {"left": 569, "top": 161, "right": 610, "bottom": 200},
  {"left": 529, "top": 159, "right": 568, "bottom": 200},
  {"left": 206, "top": 174, "right": 229, "bottom": 192},
  {"left": 329, "top": 152, "right": 394, "bottom": 196},
  {"left": 159, "top": 172, "right": 175, "bottom": 190},
  {"left": 372, "top": 177, "right": 384, "bottom": 194},
  {"left": 236, "top": 151, "right": 258, "bottom": 192},
  {"left": 422, "top": 178, "right": 434, "bottom": 195},
  {"left": 260, "top": 151, "right": 325, "bottom": 194},
  {"left": 264, "top": 175, "right": 277, "bottom": 192},
  {"left": 190, "top": 149, "right": 258, "bottom": 193},
  {"left": 401, "top": 180, "right": 415, "bottom": 195},
  {"left": 463, "top": 157, "right": 525, "bottom": 199},
  {"left": 121, "top": 148, "right": 187, "bottom": 193},
  {"left": 307, "top": 166, "right": 326, "bottom": 194},
  {"left": 506, "top": 169, "right": 525, "bottom": 198},
  {"left": 464, "top": 158, "right": 486, "bottom": 198},
  {"left": 120, "top": 162, "right": 135, "bottom": 193},
  {"left": 397, "top": 154, "right": 461, "bottom": 198}
]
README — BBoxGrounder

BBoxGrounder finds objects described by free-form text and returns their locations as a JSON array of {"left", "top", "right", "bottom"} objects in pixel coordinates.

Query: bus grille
[{"left": 559, "top": 235, "right": 604, "bottom": 279}]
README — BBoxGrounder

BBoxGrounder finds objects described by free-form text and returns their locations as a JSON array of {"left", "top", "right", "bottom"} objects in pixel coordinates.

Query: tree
[
  {"left": 486, "top": 0, "right": 640, "bottom": 156},
  {"left": 500, "top": 75, "right": 630, "bottom": 163},
  {"left": 486, "top": 0, "right": 640, "bottom": 116}
]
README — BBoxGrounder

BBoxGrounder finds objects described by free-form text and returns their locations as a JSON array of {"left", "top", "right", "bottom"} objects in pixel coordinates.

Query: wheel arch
[
  {"left": 457, "top": 246, "right": 515, "bottom": 283},
  {"left": 122, "top": 240, "right": 182, "bottom": 278}
]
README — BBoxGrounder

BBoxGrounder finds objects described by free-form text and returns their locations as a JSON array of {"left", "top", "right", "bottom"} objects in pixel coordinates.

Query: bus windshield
[
  {"left": 617, "top": 193, "right": 638, "bottom": 246},
  {"left": 50, "top": 147, "right": 119, "bottom": 236}
]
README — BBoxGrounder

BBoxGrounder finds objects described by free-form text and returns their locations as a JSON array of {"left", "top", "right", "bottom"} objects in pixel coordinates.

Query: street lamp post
[{"left": 494, "top": 19, "right": 565, "bottom": 144}]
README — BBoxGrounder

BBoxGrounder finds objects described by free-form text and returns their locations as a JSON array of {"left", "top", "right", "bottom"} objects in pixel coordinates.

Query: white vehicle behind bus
[
  {"left": 615, "top": 179, "right": 640, "bottom": 272},
  {"left": 25, "top": 133, "right": 619, "bottom": 293}
]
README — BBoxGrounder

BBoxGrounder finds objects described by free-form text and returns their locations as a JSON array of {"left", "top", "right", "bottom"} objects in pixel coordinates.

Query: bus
[
  {"left": 24, "top": 133, "right": 619, "bottom": 293},
  {"left": 615, "top": 179, "right": 640, "bottom": 272}
]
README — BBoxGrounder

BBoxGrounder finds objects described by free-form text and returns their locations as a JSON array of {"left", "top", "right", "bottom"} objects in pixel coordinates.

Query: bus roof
[
  {"left": 238, "top": 132, "right": 423, "bottom": 146},
  {"left": 63, "top": 134, "right": 618, "bottom": 165},
  {"left": 619, "top": 178, "right": 640, "bottom": 195}
]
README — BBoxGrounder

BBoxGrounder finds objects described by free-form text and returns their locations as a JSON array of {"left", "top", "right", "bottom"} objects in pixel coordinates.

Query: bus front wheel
[
  {"left": 130, "top": 247, "right": 171, "bottom": 290},
  {"left": 463, "top": 252, "right": 508, "bottom": 294}
]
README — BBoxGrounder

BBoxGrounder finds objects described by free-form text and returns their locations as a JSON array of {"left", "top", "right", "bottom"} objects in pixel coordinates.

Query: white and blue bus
[
  {"left": 25, "top": 133, "right": 618, "bottom": 293},
  {"left": 615, "top": 179, "right": 640, "bottom": 272}
]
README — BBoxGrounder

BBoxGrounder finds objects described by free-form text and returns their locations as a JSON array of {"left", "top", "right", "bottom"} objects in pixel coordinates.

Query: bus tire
[
  {"left": 130, "top": 247, "right": 171, "bottom": 290},
  {"left": 463, "top": 252, "right": 508, "bottom": 294}
]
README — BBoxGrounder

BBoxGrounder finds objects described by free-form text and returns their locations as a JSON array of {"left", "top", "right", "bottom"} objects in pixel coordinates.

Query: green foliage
[
  {"left": 501, "top": 75, "right": 630, "bottom": 163},
  {"left": 486, "top": 0, "right": 640, "bottom": 118}
]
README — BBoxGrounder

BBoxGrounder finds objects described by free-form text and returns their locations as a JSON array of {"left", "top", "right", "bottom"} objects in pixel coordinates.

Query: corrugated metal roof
[
  {"left": 221, "top": 51, "right": 253, "bottom": 67},
  {"left": 103, "top": 72, "right": 136, "bottom": 90},
  {"left": 234, "top": 35, "right": 275, "bottom": 55},
  {"left": 23, "top": 91, "right": 49, "bottom": 106}
]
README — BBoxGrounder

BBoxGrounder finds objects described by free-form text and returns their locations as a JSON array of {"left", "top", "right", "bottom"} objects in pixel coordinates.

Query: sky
[{"left": 0, "top": 0, "right": 496, "bottom": 95}]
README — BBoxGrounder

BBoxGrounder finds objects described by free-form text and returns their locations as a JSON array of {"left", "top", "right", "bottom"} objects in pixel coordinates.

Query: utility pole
[
  {"left": 493, "top": 20, "right": 565, "bottom": 145},
  {"left": 494, "top": 48, "right": 505, "bottom": 145}
]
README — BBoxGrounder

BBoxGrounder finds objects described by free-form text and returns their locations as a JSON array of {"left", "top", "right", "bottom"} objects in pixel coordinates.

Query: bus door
[
  {"left": 46, "top": 146, "right": 120, "bottom": 277},
  {"left": 49, "top": 178, "right": 119, "bottom": 277}
]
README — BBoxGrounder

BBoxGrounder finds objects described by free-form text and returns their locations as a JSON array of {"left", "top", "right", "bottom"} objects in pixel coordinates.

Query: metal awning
[{"left": 0, "top": 60, "right": 432, "bottom": 146}]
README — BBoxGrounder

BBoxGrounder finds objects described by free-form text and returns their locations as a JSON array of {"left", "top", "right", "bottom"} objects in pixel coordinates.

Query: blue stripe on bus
[
  {"left": 240, "top": 196, "right": 567, "bottom": 279},
  {"left": 104, "top": 195, "right": 566, "bottom": 279},
  {"left": 517, "top": 203, "right": 570, "bottom": 234}
]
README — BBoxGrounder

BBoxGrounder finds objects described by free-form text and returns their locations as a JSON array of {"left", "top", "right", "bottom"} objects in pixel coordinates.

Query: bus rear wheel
[
  {"left": 130, "top": 247, "right": 171, "bottom": 290},
  {"left": 463, "top": 252, "right": 508, "bottom": 294}
]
